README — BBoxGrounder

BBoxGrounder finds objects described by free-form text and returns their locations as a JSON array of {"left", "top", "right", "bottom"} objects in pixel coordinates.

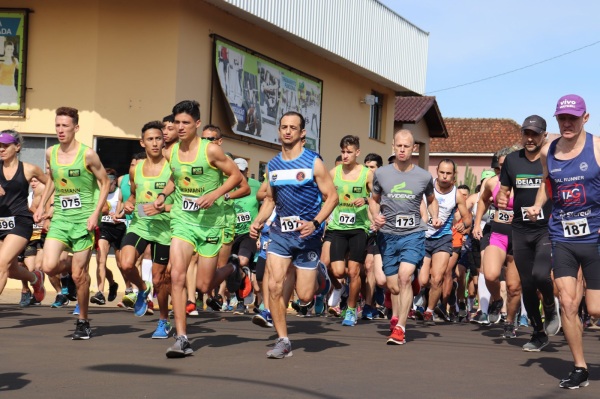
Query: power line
[{"left": 426, "top": 40, "right": 600, "bottom": 94}]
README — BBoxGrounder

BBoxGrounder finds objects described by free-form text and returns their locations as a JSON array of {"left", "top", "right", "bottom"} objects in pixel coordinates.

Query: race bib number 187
[{"left": 562, "top": 218, "right": 590, "bottom": 238}]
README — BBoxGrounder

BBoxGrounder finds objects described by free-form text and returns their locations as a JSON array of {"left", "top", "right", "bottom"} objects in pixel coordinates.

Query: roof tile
[{"left": 430, "top": 118, "right": 522, "bottom": 153}]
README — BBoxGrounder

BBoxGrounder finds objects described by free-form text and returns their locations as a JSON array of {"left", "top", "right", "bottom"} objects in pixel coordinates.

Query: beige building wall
[{"left": 0, "top": 0, "right": 399, "bottom": 172}]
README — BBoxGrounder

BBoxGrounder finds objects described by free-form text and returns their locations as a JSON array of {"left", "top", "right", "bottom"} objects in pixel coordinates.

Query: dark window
[
  {"left": 96, "top": 138, "right": 143, "bottom": 177},
  {"left": 369, "top": 91, "right": 383, "bottom": 140}
]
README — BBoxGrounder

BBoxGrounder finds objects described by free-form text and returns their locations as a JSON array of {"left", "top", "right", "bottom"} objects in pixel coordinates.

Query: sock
[
  {"left": 478, "top": 272, "right": 490, "bottom": 313},
  {"left": 328, "top": 287, "right": 342, "bottom": 307},
  {"left": 426, "top": 308, "right": 434, "bottom": 314},
  {"left": 141, "top": 259, "right": 152, "bottom": 282},
  {"left": 399, "top": 324, "right": 406, "bottom": 332},
  {"left": 468, "top": 297, "right": 475, "bottom": 311},
  {"left": 281, "top": 337, "right": 289, "bottom": 343}
]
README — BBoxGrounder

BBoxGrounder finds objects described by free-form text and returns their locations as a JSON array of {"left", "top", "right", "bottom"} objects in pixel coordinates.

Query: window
[
  {"left": 368, "top": 91, "right": 383, "bottom": 141},
  {"left": 19, "top": 136, "right": 59, "bottom": 170},
  {"left": 96, "top": 137, "right": 143, "bottom": 177},
  {"left": 258, "top": 161, "right": 268, "bottom": 182}
]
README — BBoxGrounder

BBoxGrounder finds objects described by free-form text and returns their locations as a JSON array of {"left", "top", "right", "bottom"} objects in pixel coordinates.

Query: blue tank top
[
  {"left": 268, "top": 148, "right": 323, "bottom": 239},
  {"left": 547, "top": 132, "right": 600, "bottom": 243}
]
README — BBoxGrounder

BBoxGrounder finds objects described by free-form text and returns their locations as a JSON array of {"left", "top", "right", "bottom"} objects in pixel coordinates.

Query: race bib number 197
[{"left": 280, "top": 216, "right": 300, "bottom": 232}]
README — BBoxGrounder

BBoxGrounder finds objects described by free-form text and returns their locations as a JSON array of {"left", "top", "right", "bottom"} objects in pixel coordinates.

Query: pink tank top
[{"left": 492, "top": 182, "right": 513, "bottom": 210}]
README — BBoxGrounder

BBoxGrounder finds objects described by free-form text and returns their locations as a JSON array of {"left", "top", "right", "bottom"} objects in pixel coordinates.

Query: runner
[
  {"left": 326, "top": 135, "right": 372, "bottom": 326},
  {"left": 249, "top": 111, "right": 338, "bottom": 358},
  {"left": 0, "top": 130, "right": 47, "bottom": 303},
  {"left": 528, "top": 94, "right": 596, "bottom": 389},
  {"left": 34, "top": 107, "right": 110, "bottom": 340},
  {"left": 120, "top": 121, "right": 173, "bottom": 337},
  {"left": 497, "top": 115, "right": 559, "bottom": 348},
  {"left": 370, "top": 129, "right": 441, "bottom": 345},
  {"left": 154, "top": 100, "right": 243, "bottom": 358}
]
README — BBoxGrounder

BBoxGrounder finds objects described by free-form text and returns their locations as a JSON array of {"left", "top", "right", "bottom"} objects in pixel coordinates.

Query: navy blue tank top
[
  {"left": 547, "top": 132, "right": 600, "bottom": 243},
  {"left": 268, "top": 148, "right": 323, "bottom": 239}
]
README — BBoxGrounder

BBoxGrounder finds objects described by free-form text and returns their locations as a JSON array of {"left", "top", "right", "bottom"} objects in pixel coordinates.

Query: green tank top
[
  {"left": 119, "top": 174, "right": 133, "bottom": 223},
  {"left": 233, "top": 177, "right": 261, "bottom": 235},
  {"left": 169, "top": 139, "right": 225, "bottom": 227},
  {"left": 328, "top": 164, "right": 370, "bottom": 232},
  {"left": 50, "top": 143, "right": 99, "bottom": 223},
  {"left": 127, "top": 159, "right": 172, "bottom": 245}
]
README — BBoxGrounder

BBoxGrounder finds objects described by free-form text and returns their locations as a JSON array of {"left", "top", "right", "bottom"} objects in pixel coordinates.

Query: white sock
[
  {"left": 328, "top": 287, "right": 342, "bottom": 307},
  {"left": 478, "top": 272, "right": 491, "bottom": 313},
  {"left": 520, "top": 295, "right": 527, "bottom": 317},
  {"left": 141, "top": 259, "right": 153, "bottom": 282}
]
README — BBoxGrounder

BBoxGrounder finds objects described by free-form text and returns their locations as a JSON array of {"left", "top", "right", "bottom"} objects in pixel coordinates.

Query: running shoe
[
  {"left": 51, "top": 294, "right": 69, "bottom": 308},
  {"left": 519, "top": 314, "right": 529, "bottom": 327},
  {"left": 233, "top": 302, "right": 246, "bottom": 315},
  {"left": 19, "top": 291, "right": 32, "bottom": 307},
  {"left": 186, "top": 300, "right": 198, "bottom": 316},
  {"left": 145, "top": 300, "right": 155, "bottom": 315},
  {"left": 559, "top": 367, "right": 589, "bottom": 389},
  {"left": 252, "top": 309, "right": 273, "bottom": 328},
  {"left": 31, "top": 270, "right": 46, "bottom": 303},
  {"left": 328, "top": 306, "right": 341, "bottom": 317},
  {"left": 415, "top": 306, "right": 425, "bottom": 321},
  {"left": 237, "top": 267, "right": 252, "bottom": 299},
  {"left": 225, "top": 254, "right": 243, "bottom": 293},
  {"left": 64, "top": 275, "right": 78, "bottom": 301},
  {"left": 488, "top": 298, "right": 504, "bottom": 324},
  {"left": 266, "top": 338, "right": 293, "bottom": 359},
  {"left": 423, "top": 310, "right": 435, "bottom": 326},
  {"left": 72, "top": 319, "right": 91, "bottom": 340},
  {"left": 458, "top": 301, "right": 467, "bottom": 318},
  {"left": 408, "top": 309, "right": 416, "bottom": 320},
  {"left": 361, "top": 304, "right": 374, "bottom": 320},
  {"left": 90, "top": 292, "right": 106, "bottom": 305},
  {"left": 316, "top": 261, "right": 331, "bottom": 296},
  {"left": 73, "top": 303, "right": 80, "bottom": 316},
  {"left": 314, "top": 294, "right": 325, "bottom": 316},
  {"left": 134, "top": 282, "right": 152, "bottom": 317},
  {"left": 119, "top": 291, "right": 137, "bottom": 309},
  {"left": 387, "top": 326, "right": 406, "bottom": 345},
  {"left": 544, "top": 297, "right": 561, "bottom": 336},
  {"left": 502, "top": 322, "right": 516, "bottom": 339},
  {"left": 389, "top": 316, "right": 399, "bottom": 332},
  {"left": 290, "top": 300, "right": 301, "bottom": 313},
  {"left": 29, "top": 296, "right": 42, "bottom": 306},
  {"left": 152, "top": 319, "right": 172, "bottom": 339},
  {"left": 107, "top": 282, "right": 119, "bottom": 302},
  {"left": 522, "top": 331, "right": 549, "bottom": 352},
  {"left": 206, "top": 294, "right": 223, "bottom": 311},
  {"left": 434, "top": 305, "right": 450, "bottom": 322},
  {"left": 376, "top": 306, "right": 386, "bottom": 319},
  {"left": 342, "top": 308, "right": 357, "bottom": 326},
  {"left": 472, "top": 310, "right": 490, "bottom": 326},
  {"left": 166, "top": 335, "right": 193, "bottom": 358}
]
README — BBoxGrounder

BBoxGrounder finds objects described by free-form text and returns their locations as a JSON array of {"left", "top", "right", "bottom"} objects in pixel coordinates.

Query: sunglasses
[{"left": 203, "top": 137, "right": 218, "bottom": 142}]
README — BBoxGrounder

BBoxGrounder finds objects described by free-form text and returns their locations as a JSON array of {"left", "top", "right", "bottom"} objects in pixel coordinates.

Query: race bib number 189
[{"left": 236, "top": 212, "right": 251, "bottom": 224}]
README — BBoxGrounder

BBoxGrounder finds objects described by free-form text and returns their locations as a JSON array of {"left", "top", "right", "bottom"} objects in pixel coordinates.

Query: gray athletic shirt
[{"left": 373, "top": 164, "right": 434, "bottom": 235}]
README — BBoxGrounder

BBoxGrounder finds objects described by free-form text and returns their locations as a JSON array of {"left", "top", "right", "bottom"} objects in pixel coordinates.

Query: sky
[{"left": 380, "top": 0, "right": 600, "bottom": 134}]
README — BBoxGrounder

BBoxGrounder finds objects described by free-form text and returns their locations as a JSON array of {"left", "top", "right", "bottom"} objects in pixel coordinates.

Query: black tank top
[{"left": 0, "top": 161, "right": 32, "bottom": 218}]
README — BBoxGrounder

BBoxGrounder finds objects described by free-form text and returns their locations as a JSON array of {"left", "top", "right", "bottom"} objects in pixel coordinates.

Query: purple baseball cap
[
  {"left": 554, "top": 94, "right": 586, "bottom": 117},
  {"left": 0, "top": 132, "right": 19, "bottom": 144}
]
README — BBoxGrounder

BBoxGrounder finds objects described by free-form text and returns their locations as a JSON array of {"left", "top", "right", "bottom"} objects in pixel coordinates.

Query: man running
[
  {"left": 35, "top": 107, "right": 110, "bottom": 340},
  {"left": 249, "top": 111, "right": 338, "bottom": 359},
  {"left": 528, "top": 94, "right": 597, "bottom": 389},
  {"left": 155, "top": 100, "right": 243, "bottom": 358},
  {"left": 370, "top": 129, "right": 440, "bottom": 345},
  {"left": 497, "top": 115, "right": 559, "bottom": 348}
]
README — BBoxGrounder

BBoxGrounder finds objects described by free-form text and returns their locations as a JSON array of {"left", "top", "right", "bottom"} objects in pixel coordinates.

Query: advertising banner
[
  {"left": 215, "top": 38, "right": 322, "bottom": 151},
  {"left": 0, "top": 9, "right": 27, "bottom": 113}
]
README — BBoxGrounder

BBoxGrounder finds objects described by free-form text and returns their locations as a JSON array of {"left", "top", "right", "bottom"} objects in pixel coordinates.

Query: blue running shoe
[
  {"left": 73, "top": 303, "right": 80, "bottom": 316},
  {"left": 342, "top": 308, "right": 357, "bottom": 326},
  {"left": 134, "top": 282, "right": 152, "bottom": 317},
  {"left": 252, "top": 309, "right": 273, "bottom": 328},
  {"left": 152, "top": 319, "right": 172, "bottom": 339},
  {"left": 315, "top": 294, "right": 325, "bottom": 315},
  {"left": 519, "top": 314, "right": 529, "bottom": 327},
  {"left": 362, "top": 304, "right": 374, "bottom": 320},
  {"left": 51, "top": 294, "right": 69, "bottom": 308}
]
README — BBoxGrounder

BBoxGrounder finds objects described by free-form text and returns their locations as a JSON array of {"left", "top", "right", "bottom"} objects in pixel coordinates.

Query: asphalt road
[{"left": 1, "top": 291, "right": 599, "bottom": 398}]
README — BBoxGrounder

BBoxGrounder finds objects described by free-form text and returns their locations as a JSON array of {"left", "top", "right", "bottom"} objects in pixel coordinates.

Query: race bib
[
  {"left": 280, "top": 215, "right": 300, "bottom": 232},
  {"left": 562, "top": 218, "right": 590, "bottom": 238},
  {"left": 521, "top": 207, "right": 544, "bottom": 222},
  {"left": 338, "top": 212, "right": 356, "bottom": 225},
  {"left": 236, "top": 212, "right": 251, "bottom": 224},
  {"left": 60, "top": 194, "right": 81, "bottom": 210},
  {"left": 395, "top": 214, "right": 416, "bottom": 228},
  {"left": 101, "top": 215, "right": 114, "bottom": 224},
  {"left": 182, "top": 196, "right": 200, "bottom": 212},
  {"left": 0, "top": 216, "right": 15, "bottom": 230},
  {"left": 497, "top": 210, "right": 513, "bottom": 223}
]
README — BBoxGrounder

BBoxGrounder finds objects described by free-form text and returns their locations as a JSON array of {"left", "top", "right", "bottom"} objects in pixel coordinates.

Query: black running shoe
[
  {"left": 488, "top": 299, "right": 504, "bottom": 324},
  {"left": 225, "top": 255, "right": 243, "bottom": 293},
  {"left": 206, "top": 294, "right": 223, "bottom": 311},
  {"left": 90, "top": 291, "right": 106, "bottom": 305},
  {"left": 72, "top": 319, "right": 92, "bottom": 340},
  {"left": 108, "top": 282, "right": 119, "bottom": 302},
  {"left": 559, "top": 367, "right": 589, "bottom": 389}
]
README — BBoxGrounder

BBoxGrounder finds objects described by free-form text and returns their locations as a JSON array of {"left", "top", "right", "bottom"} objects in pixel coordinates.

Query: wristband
[
  {"left": 157, "top": 193, "right": 166, "bottom": 199},
  {"left": 311, "top": 219, "right": 320, "bottom": 229}
]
